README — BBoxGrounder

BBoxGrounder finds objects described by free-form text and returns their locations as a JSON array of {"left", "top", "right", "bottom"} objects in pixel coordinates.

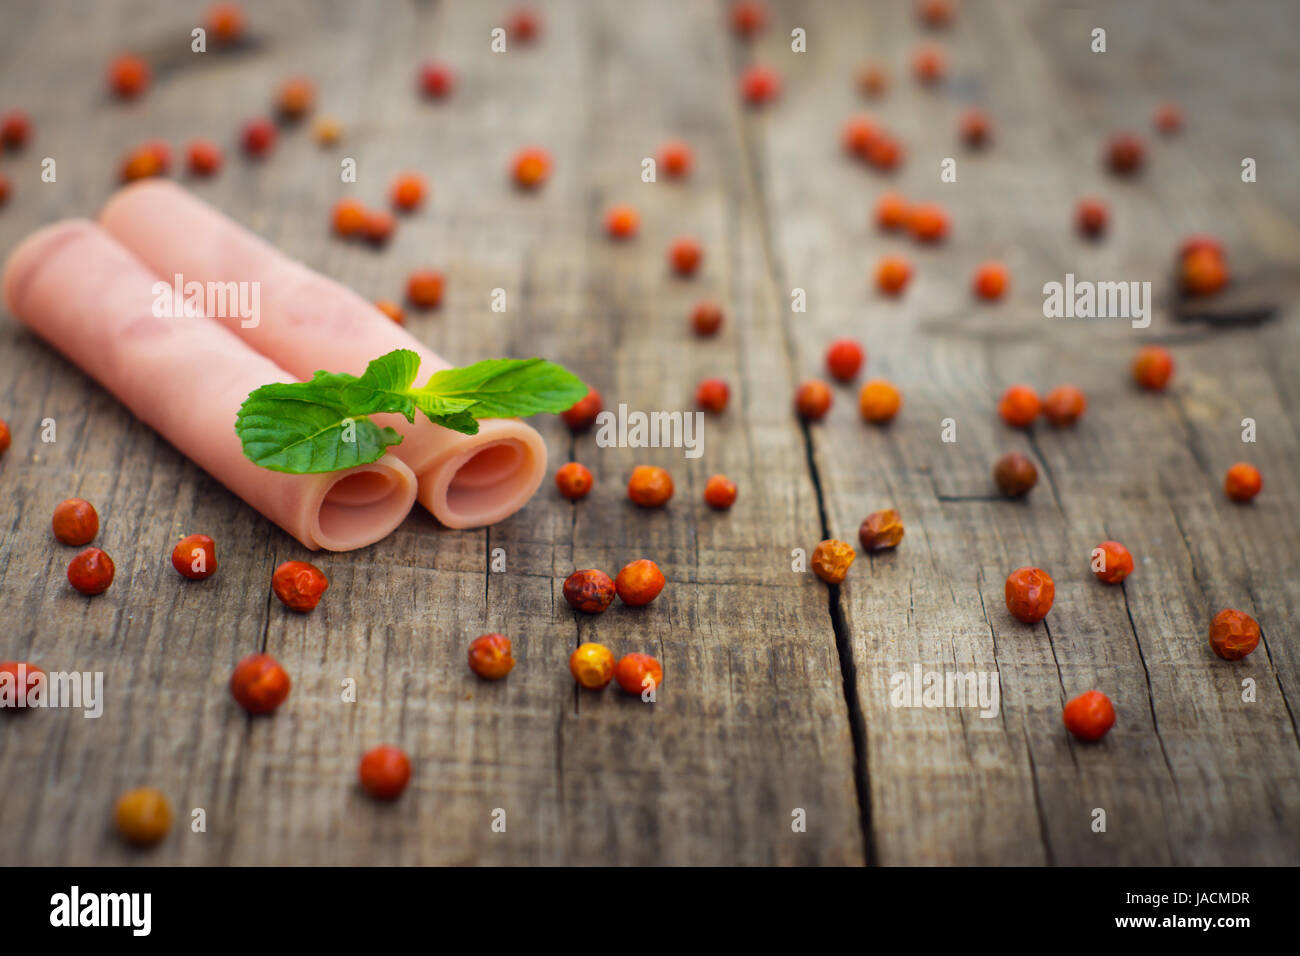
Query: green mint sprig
[{"left": 235, "top": 349, "right": 586, "bottom": 474}]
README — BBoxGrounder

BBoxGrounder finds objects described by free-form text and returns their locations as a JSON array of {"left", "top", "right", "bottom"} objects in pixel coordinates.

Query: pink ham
[
  {"left": 2, "top": 220, "right": 417, "bottom": 551},
  {"left": 99, "top": 181, "right": 547, "bottom": 529}
]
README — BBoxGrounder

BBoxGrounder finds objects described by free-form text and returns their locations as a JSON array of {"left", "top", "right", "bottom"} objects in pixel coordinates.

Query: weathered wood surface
[{"left": 0, "top": 0, "right": 1296, "bottom": 865}]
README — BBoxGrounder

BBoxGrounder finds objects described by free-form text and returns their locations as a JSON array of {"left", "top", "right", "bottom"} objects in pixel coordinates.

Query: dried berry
[
  {"left": 563, "top": 569, "right": 616, "bottom": 613},
  {"left": 272, "top": 560, "right": 328, "bottom": 612},
  {"left": 691, "top": 301, "right": 723, "bottom": 336},
  {"left": 616, "top": 559, "right": 666, "bottom": 607},
  {"left": 68, "top": 547, "right": 115, "bottom": 596},
  {"left": 997, "top": 384, "right": 1040, "bottom": 428},
  {"left": 912, "top": 45, "right": 946, "bottom": 85},
  {"left": 511, "top": 146, "right": 551, "bottom": 189},
  {"left": 669, "top": 236, "right": 703, "bottom": 275},
  {"left": 825, "top": 339, "right": 865, "bottom": 382},
  {"left": 858, "top": 509, "right": 904, "bottom": 551},
  {"left": 1106, "top": 132, "right": 1144, "bottom": 175},
  {"left": 859, "top": 379, "right": 901, "bottom": 423},
  {"left": 842, "top": 115, "right": 880, "bottom": 158},
  {"left": 865, "top": 133, "right": 904, "bottom": 170},
  {"left": 857, "top": 63, "right": 888, "bottom": 97},
  {"left": 875, "top": 192, "right": 909, "bottom": 231},
  {"left": 569, "top": 642, "right": 615, "bottom": 690},
  {"left": 1132, "top": 345, "right": 1174, "bottom": 391},
  {"left": 993, "top": 452, "right": 1037, "bottom": 497},
  {"left": 275, "top": 76, "right": 315, "bottom": 120},
  {"left": 108, "top": 54, "right": 151, "bottom": 99},
  {"left": 555, "top": 462, "right": 594, "bottom": 500},
  {"left": 186, "top": 139, "right": 222, "bottom": 176},
  {"left": 704, "top": 474, "right": 738, "bottom": 511},
  {"left": 241, "top": 118, "right": 277, "bottom": 158},
  {"left": 908, "top": 202, "right": 948, "bottom": 242},
  {"left": 561, "top": 388, "right": 603, "bottom": 431},
  {"left": 1208, "top": 609, "right": 1260, "bottom": 660},
  {"left": 615, "top": 653, "right": 664, "bottom": 696},
  {"left": 207, "top": 3, "right": 247, "bottom": 45},
  {"left": 659, "top": 140, "right": 693, "bottom": 178},
  {"left": 1178, "top": 234, "right": 1223, "bottom": 260},
  {"left": 1091, "top": 540, "right": 1133, "bottom": 584},
  {"left": 960, "top": 108, "right": 991, "bottom": 147},
  {"left": 418, "top": 61, "right": 455, "bottom": 98},
  {"left": 364, "top": 210, "right": 395, "bottom": 246},
  {"left": 505, "top": 6, "right": 542, "bottom": 42},
  {"left": 1, "top": 109, "right": 31, "bottom": 150},
  {"left": 730, "top": 0, "right": 767, "bottom": 35},
  {"left": 917, "top": 0, "right": 954, "bottom": 28},
  {"left": 390, "top": 172, "right": 427, "bottom": 211},
  {"left": 740, "top": 65, "right": 781, "bottom": 105},
  {"left": 605, "top": 203, "right": 639, "bottom": 239},
  {"left": 876, "top": 255, "right": 913, "bottom": 295},
  {"left": 358, "top": 746, "right": 411, "bottom": 800},
  {"left": 313, "top": 115, "right": 342, "bottom": 145},
  {"left": 695, "top": 378, "right": 729, "bottom": 414},
  {"left": 229, "top": 653, "right": 291, "bottom": 715},
  {"left": 0, "top": 173, "right": 9, "bottom": 205},
  {"left": 0, "top": 418, "right": 10, "bottom": 454},
  {"left": 1063, "top": 691, "right": 1115, "bottom": 742},
  {"left": 627, "top": 465, "right": 673, "bottom": 508},
  {"left": 0, "top": 661, "right": 43, "bottom": 711},
  {"left": 172, "top": 533, "right": 217, "bottom": 580},
  {"left": 120, "top": 140, "right": 170, "bottom": 182},
  {"left": 1223, "top": 462, "right": 1261, "bottom": 502},
  {"left": 1153, "top": 102, "right": 1182, "bottom": 135},
  {"left": 972, "top": 261, "right": 1007, "bottom": 300},
  {"left": 811, "top": 539, "right": 856, "bottom": 584},
  {"left": 375, "top": 299, "right": 404, "bottom": 325},
  {"left": 331, "top": 198, "right": 367, "bottom": 238},
  {"left": 52, "top": 498, "right": 98, "bottom": 546},
  {"left": 406, "top": 269, "right": 445, "bottom": 308},
  {"left": 468, "top": 634, "right": 515, "bottom": 680},
  {"left": 1181, "top": 247, "right": 1227, "bottom": 296},
  {"left": 795, "top": 380, "right": 832, "bottom": 421},
  {"left": 114, "top": 787, "right": 172, "bottom": 845},
  {"left": 1075, "top": 197, "right": 1108, "bottom": 239},
  {"left": 1042, "top": 385, "right": 1087, "bottom": 427},
  {"left": 1005, "top": 566, "right": 1054, "bottom": 624}
]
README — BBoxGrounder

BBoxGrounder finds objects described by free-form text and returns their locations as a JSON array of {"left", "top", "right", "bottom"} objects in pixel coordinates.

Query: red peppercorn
[
  {"left": 68, "top": 547, "right": 115, "bottom": 596},
  {"left": 555, "top": 461, "right": 594, "bottom": 500},
  {"left": 332, "top": 198, "right": 367, "bottom": 238},
  {"left": 998, "top": 384, "right": 1040, "bottom": 428},
  {"left": 1181, "top": 247, "right": 1228, "bottom": 296},
  {"left": 375, "top": 299, "right": 404, "bottom": 325},
  {"left": 186, "top": 138, "right": 223, "bottom": 176},
  {"left": 207, "top": 3, "right": 246, "bottom": 45},
  {"left": 0, "top": 661, "right": 44, "bottom": 711},
  {"left": 467, "top": 633, "right": 515, "bottom": 680},
  {"left": 1223, "top": 462, "right": 1261, "bottom": 502},
  {"left": 959, "top": 108, "right": 991, "bottom": 147},
  {"left": 740, "top": 65, "right": 781, "bottom": 105},
  {"left": 364, "top": 210, "right": 396, "bottom": 246},
  {"left": 0, "top": 417, "right": 10, "bottom": 454},
  {"left": 1063, "top": 690, "right": 1116, "bottom": 742},
  {"left": 695, "top": 378, "right": 730, "bottom": 414},
  {"left": 857, "top": 63, "right": 888, "bottom": 98},
  {"left": 1153, "top": 102, "right": 1182, "bottom": 135},
  {"left": 876, "top": 255, "right": 913, "bottom": 295},
  {"left": 1106, "top": 132, "right": 1144, "bottom": 175},
  {"left": 561, "top": 388, "right": 602, "bottom": 431},
  {"left": 615, "top": 653, "right": 664, "bottom": 696},
  {"left": 627, "top": 465, "right": 674, "bottom": 508},
  {"left": 1208, "top": 609, "right": 1260, "bottom": 660},
  {"left": 0, "top": 173, "right": 9, "bottom": 206},
  {"left": 859, "top": 380, "right": 902, "bottom": 424},
  {"left": 511, "top": 146, "right": 551, "bottom": 189},
  {"left": 811, "top": 539, "right": 856, "bottom": 584},
  {"left": 271, "top": 559, "right": 328, "bottom": 612},
  {"left": 605, "top": 203, "right": 639, "bottom": 239},
  {"left": 418, "top": 61, "right": 455, "bottom": 98},
  {"left": 1132, "top": 345, "right": 1174, "bottom": 391},
  {"left": 875, "top": 192, "right": 909, "bottom": 231},
  {"left": 864, "top": 133, "right": 904, "bottom": 171},
  {"left": 795, "top": 380, "right": 833, "bottom": 421},
  {"left": 1075, "top": 197, "right": 1108, "bottom": 239},
  {"left": 1092, "top": 540, "right": 1133, "bottom": 584},
  {"left": 993, "top": 452, "right": 1038, "bottom": 498},
  {"left": 917, "top": 0, "right": 954, "bottom": 28},
  {"left": 1005, "top": 566, "right": 1054, "bottom": 624},
  {"left": 825, "top": 339, "right": 865, "bottom": 382},
  {"left": 691, "top": 301, "right": 723, "bottom": 336},
  {"left": 659, "top": 140, "right": 693, "bottom": 178},
  {"left": 241, "top": 118, "right": 277, "bottom": 158},
  {"left": 358, "top": 746, "right": 411, "bottom": 800},
  {"left": 563, "top": 569, "right": 616, "bottom": 614},
  {"left": 406, "top": 269, "right": 445, "bottom": 308},
  {"left": 120, "top": 140, "right": 171, "bottom": 182},
  {"left": 669, "top": 236, "right": 703, "bottom": 275},
  {"left": 52, "top": 498, "right": 99, "bottom": 546},
  {"left": 704, "top": 474, "right": 738, "bottom": 510},
  {"left": 229, "top": 653, "right": 291, "bottom": 715},
  {"left": 616, "top": 559, "right": 666, "bottom": 607},
  {"left": 909, "top": 203, "right": 949, "bottom": 242},
  {"left": 569, "top": 643, "right": 615, "bottom": 689},
  {"left": 912, "top": 45, "right": 946, "bottom": 85},
  {"left": 842, "top": 115, "right": 881, "bottom": 158},
  {"left": 505, "top": 6, "right": 542, "bottom": 42},
  {"left": 275, "top": 76, "right": 315, "bottom": 120},
  {"left": 1179, "top": 234, "right": 1224, "bottom": 261},
  {"left": 390, "top": 172, "right": 427, "bottom": 212},
  {"left": 730, "top": 0, "right": 767, "bottom": 36},
  {"left": 972, "top": 261, "right": 1008, "bottom": 300},
  {"left": 108, "top": 54, "right": 151, "bottom": 99},
  {"left": 859, "top": 509, "right": 904, "bottom": 551},
  {"left": 171, "top": 533, "right": 217, "bottom": 580},
  {"left": 1042, "top": 385, "right": 1087, "bottom": 427},
  {"left": 1, "top": 109, "right": 32, "bottom": 150}
]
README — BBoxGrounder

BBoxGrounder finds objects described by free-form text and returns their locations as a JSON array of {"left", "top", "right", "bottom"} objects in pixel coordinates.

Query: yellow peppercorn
[
  {"left": 114, "top": 787, "right": 172, "bottom": 846},
  {"left": 569, "top": 642, "right": 615, "bottom": 689}
]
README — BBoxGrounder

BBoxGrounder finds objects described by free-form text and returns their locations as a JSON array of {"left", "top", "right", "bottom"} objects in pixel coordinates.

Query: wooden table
[{"left": 1, "top": 0, "right": 1297, "bottom": 866}]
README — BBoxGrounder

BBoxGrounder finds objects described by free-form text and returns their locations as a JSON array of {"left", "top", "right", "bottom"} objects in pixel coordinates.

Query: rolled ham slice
[
  {"left": 2, "top": 220, "right": 417, "bottom": 551},
  {"left": 100, "top": 181, "right": 547, "bottom": 529}
]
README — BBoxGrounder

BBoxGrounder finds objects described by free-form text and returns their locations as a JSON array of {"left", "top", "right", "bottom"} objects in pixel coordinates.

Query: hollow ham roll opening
[
  {"left": 310, "top": 459, "right": 418, "bottom": 551},
  {"left": 418, "top": 419, "right": 547, "bottom": 529}
]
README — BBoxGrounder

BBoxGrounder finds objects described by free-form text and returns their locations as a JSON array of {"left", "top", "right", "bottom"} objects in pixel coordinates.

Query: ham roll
[
  {"left": 2, "top": 220, "right": 418, "bottom": 551},
  {"left": 100, "top": 181, "right": 547, "bottom": 529}
]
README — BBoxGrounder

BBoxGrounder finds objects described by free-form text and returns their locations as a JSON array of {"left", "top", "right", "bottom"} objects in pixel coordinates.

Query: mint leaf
[
  {"left": 237, "top": 386, "right": 404, "bottom": 474},
  {"left": 416, "top": 358, "right": 587, "bottom": 419}
]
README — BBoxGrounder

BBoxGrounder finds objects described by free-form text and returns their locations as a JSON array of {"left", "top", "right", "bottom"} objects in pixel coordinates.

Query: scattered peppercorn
[
  {"left": 555, "top": 461, "right": 594, "bottom": 500},
  {"left": 1152, "top": 102, "right": 1182, "bottom": 135},
  {"left": 114, "top": 787, "right": 172, "bottom": 845},
  {"left": 1208, "top": 609, "right": 1260, "bottom": 660},
  {"left": 331, "top": 198, "right": 367, "bottom": 237},
  {"left": 107, "top": 54, "right": 151, "bottom": 99},
  {"left": 52, "top": 498, "right": 98, "bottom": 546},
  {"left": 207, "top": 3, "right": 246, "bottom": 45},
  {"left": 120, "top": 140, "right": 171, "bottom": 182},
  {"left": 740, "top": 65, "right": 781, "bottom": 105},
  {"left": 468, "top": 633, "right": 515, "bottom": 680},
  {"left": 842, "top": 115, "right": 880, "bottom": 158},
  {"left": 704, "top": 474, "right": 738, "bottom": 510},
  {"left": 1075, "top": 197, "right": 1108, "bottom": 239},
  {"left": 615, "top": 653, "right": 664, "bottom": 697},
  {"left": 972, "top": 261, "right": 1008, "bottom": 300},
  {"left": 669, "top": 236, "right": 703, "bottom": 275},
  {"left": 0, "top": 661, "right": 43, "bottom": 711},
  {"left": 570, "top": 642, "right": 615, "bottom": 689},
  {"left": 375, "top": 299, "right": 404, "bottom": 324},
  {"left": 390, "top": 172, "right": 427, "bottom": 212},
  {"left": 659, "top": 140, "right": 693, "bottom": 178},
  {"left": 241, "top": 118, "right": 277, "bottom": 158},
  {"left": 275, "top": 76, "right": 315, "bottom": 120},
  {"left": 364, "top": 209, "right": 395, "bottom": 246},
  {"left": 1179, "top": 234, "right": 1224, "bottom": 260},
  {"left": 616, "top": 559, "right": 666, "bottom": 606},
  {"left": 0, "top": 173, "right": 9, "bottom": 206},
  {"left": 1005, "top": 566, "right": 1054, "bottom": 624},
  {"left": 505, "top": 5, "right": 542, "bottom": 42},
  {"left": 864, "top": 133, "right": 904, "bottom": 170},
  {"left": 1091, "top": 540, "right": 1133, "bottom": 584},
  {"left": 358, "top": 746, "right": 411, "bottom": 800},
  {"left": 1, "top": 109, "right": 30, "bottom": 150},
  {"left": 627, "top": 465, "right": 674, "bottom": 508},
  {"left": 908, "top": 202, "right": 949, "bottom": 242},
  {"left": 0, "top": 417, "right": 10, "bottom": 454},
  {"left": 857, "top": 63, "right": 888, "bottom": 97},
  {"left": 271, "top": 559, "right": 328, "bottom": 612},
  {"left": 1063, "top": 691, "right": 1116, "bottom": 742},
  {"left": 917, "top": 0, "right": 954, "bottom": 28},
  {"left": 695, "top": 378, "right": 730, "bottom": 414},
  {"left": 511, "top": 146, "right": 551, "bottom": 189},
  {"left": 859, "top": 509, "right": 904, "bottom": 551},
  {"left": 795, "top": 380, "right": 833, "bottom": 421},
  {"left": 605, "top": 203, "right": 639, "bottom": 239},
  {"left": 229, "top": 653, "right": 291, "bottom": 714},
  {"left": 959, "top": 108, "right": 991, "bottom": 147},
  {"left": 876, "top": 254, "right": 913, "bottom": 295},
  {"left": 561, "top": 388, "right": 603, "bottom": 431},
  {"left": 1106, "top": 132, "right": 1144, "bottom": 175},
  {"left": 313, "top": 115, "right": 342, "bottom": 146},
  {"left": 1181, "top": 247, "right": 1228, "bottom": 296},
  {"left": 406, "top": 269, "right": 445, "bottom": 308},
  {"left": 1042, "top": 385, "right": 1087, "bottom": 427},
  {"left": 68, "top": 547, "right": 115, "bottom": 596},
  {"left": 691, "top": 301, "right": 723, "bottom": 336},
  {"left": 826, "top": 338, "right": 865, "bottom": 382},
  {"left": 563, "top": 569, "right": 616, "bottom": 613},
  {"left": 418, "top": 61, "right": 455, "bottom": 98},
  {"left": 912, "top": 45, "right": 946, "bottom": 85},
  {"left": 186, "top": 138, "right": 223, "bottom": 176},
  {"left": 1132, "top": 345, "right": 1174, "bottom": 391},
  {"left": 730, "top": 0, "right": 767, "bottom": 35},
  {"left": 997, "top": 384, "right": 1040, "bottom": 428},
  {"left": 812, "top": 539, "right": 856, "bottom": 584},
  {"left": 875, "top": 192, "right": 909, "bottom": 231},
  {"left": 993, "top": 452, "right": 1038, "bottom": 498},
  {"left": 859, "top": 379, "right": 902, "bottom": 423},
  {"left": 171, "top": 533, "right": 217, "bottom": 580},
  {"left": 1223, "top": 462, "right": 1261, "bottom": 502}
]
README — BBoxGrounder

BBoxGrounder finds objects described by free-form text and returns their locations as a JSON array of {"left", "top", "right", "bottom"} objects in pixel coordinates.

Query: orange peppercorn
[
  {"left": 876, "top": 254, "right": 913, "bottom": 295},
  {"left": 695, "top": 378, "right": 730, "bottom": 414},
  {"left": 1181, "top": 247, "right": 1228, "bottom": 296},
  {"left": 859, "top": 379, "right": 901, "bottom": 423},
  {"left": 172, "top": 533, "right": 217, "bottom": 580},
  {"left": 561, "top": 388, "right": 602, "bottom": 431},
  {"left": 375, "top": 299, "right": 404, "bottom": 325},
  {"left": 1106, "top": 132, "right": 1144, "bottom": 175},
  {"left": 511, "top": 146, "right": 551, "bottom": 189},
  {"left": 993, "top": 451, "right": 1038, "bottom": 498},
  {"left": 1152, "top": 102, "right": 1182, "bottom": 135},
  {"left": 908, "top": 202, "right": 948, "bottom": 242},
  {"left": 627, "top": 465, "right": 674, "bottom": 508},
  {"left": 691, "top": 301, "right": 723, "bottom": 336},
  {"left": 997, "top": 384, "right": 1040, "bottom": 428},
  {"left": 114, "top": 787, "right": 172, "bottom": 845},
  {"left": 1179, "top": 234, "right": 1223, "bottom": 261},
  {"left": 229, "top": 652, "right": 291, "bottom": 714},
  {"left": 0, "top": 418, "right": 10, "bottom": 454},
  {"left": 704, "top": 474, "right": 738, "bottom": 510},
  {"left": 0, "top": 661, "right": 43, "bottom": 711},
  {"left": 390, "top": 172, "right": 427, "bottom": 212},
  {"left": 857, "top": 63, "right": 889, "bottom": 97},
  {"left": 570, "top": 642, "right": 615, "bottom": 690},
  {"left": 120, "top": 140, "right": 170, "bottom": 182},
  {"left": 825, "top": 338, "right": 865, "bottom": 382},
  {"left": 859, "top": 509, "right": 904, "bottom": 551},
  {"left": 555, "top": 461, "right": 594, "bottom": 500},
  {"left": 52, "top": 497, "right": 98, "bottom": 546},
  {"left": 730, "top": 0, "right": 768, "bottom": 36},
  {"left": 364, "top": 209, "right": 396, "bottom": 246},
  {"left": 616, "top": 559, "right": 666, "bottom": 607},
  {"left": 275, "top": 76, "right": 315, "bottom": 120},
  {"left": 1091, "top": 540, "right": 1133, "bottom": 584},
  {"left": 272, "top": 559, "right": 328, "bottom": 612},
  {"left": 186, "top": 138, "right": 223, "bottom": 176},
  {"left": 331, "top": 198, "right": 367, "bottom": 237},
  {"left": 1223, "top": 462, "right": 1261, "bottom": 502},
  {"left": 241, "top": 118, "right": 276, "bottom": 158},
  {"left": 605, "top": 203, "right": 639, "bottom": 239},
  {"left": 1132, "top": 345, "right": 1174, "bottom": 391},
  {"left": 864, "top": 133, "right": 904, "bottom": 170},
  {"left": 1075, "top": 197, "right": 1108, "bottom": 239},
  {"left": 1042, "top": 385, "right": 1087, "bottom": 427},
  {"left": 418, "top": 61, "right": 455, "bottom": 98},
  {"left": 467, "top": 634, "right": 515, "bottom": 680},
  {"left": 917, "top": 0, "right": 954, "bottom": 28},
  {"left": 406, "top": 269, "right": 445, "bottom": 308},
  {"left": 659, "top": 139, "right": 693, "bottom": 178},
  {"left": 912, "top": 45, "right": 946, "bottom": 85},
  {"left": 207, "top": 2, "right": 246, "bottom": 44},
  {"left": 960, "top": 108, "right": 991, "bottom": 147},
  {"left": 505, "top": 6, "right": 542, "bottom": 42},
  {"left": 1005, "top": 566, "right": 1054, "bottom": 624},
  {"left": 812, "top": 539, "right": 856, "bottom": 584},
  {"left": 107, "top": 54, "right": 151, "bottom": 99},
  {"left": 740, "top": 65, "right": 781, "bottom": 105},
  {"left": 795, "top": 380, "right": 833, "bottom": 421},
  {"left": 1, "top": 109, "right": 30, "bottom": 150},
  {"left": 313, "top": 115, "right": 342, "bottom": 146},
  {"left": 972, "top": 261, "right": 1008, "bottom": 300},
  {"left": 1063, "top": 691, "right": 1116, "bottom": 742},
  {"left": 68, "top": 547, "right": 115, "bottom": 596},
  {"left": 563, "top": 569, "right": 616, "bottom": 614},
  {"left": 1208, "top": 609, "right": 1260, "bottom": 661},
  {"left": 669, "top": 236, "right": 703, "bottom": 276},
  {"left": 875, "top": 192, "right": 909, "bottom": 231},
  {"left": 842, "top": 115, "right": 880, "bottom": 158},
  {"left": 615, "top": 653, "right": 663, "bottom": 696},
  {"left": 358, "top": 746, "right": 411, "bottom": 800}
]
